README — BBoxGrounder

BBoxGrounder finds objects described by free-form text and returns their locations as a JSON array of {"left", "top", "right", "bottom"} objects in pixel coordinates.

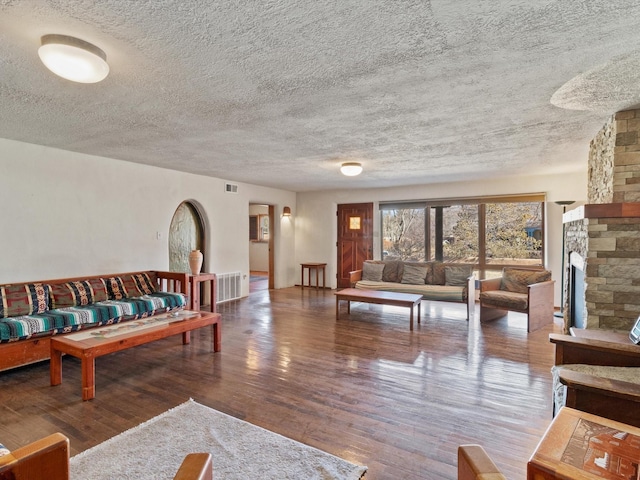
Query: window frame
[{"left": 381, "top": 194, "right": 546, "bottom": 278}]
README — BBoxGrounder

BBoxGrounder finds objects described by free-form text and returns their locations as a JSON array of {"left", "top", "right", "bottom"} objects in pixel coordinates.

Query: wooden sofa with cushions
[
  {"left": 479, "top": 267, "right": 554, "bottom": 332},
  {"left": 0, "top": 270, "right": 189, "bottom": 372},
  {"left": 349, "top": 259, "right": 475, "bottom": 320},
  {"left": 0, "top": 432, "right": 213, "bottom": 480}
]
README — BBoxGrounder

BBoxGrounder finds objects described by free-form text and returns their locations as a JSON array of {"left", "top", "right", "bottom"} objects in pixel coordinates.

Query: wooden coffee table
[
  {"left": 50, "top": 310, "right": 221, "bottom": 400},
  {"left": 335, "top": 288, "right": 422, "bottom": 330}
]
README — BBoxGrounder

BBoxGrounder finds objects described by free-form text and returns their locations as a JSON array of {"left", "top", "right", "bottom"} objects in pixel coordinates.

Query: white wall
[
  {"left": 0, "top": 138, "right": 297, "bottom": 296},
  {"left": 295, "top": 173, "right": 588, "bottom": 307}
]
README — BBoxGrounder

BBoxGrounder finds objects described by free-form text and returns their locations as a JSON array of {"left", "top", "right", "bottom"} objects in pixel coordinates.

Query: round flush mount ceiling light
[
  {"left": 38, "top": 34, "right": 109, "bottom": 83},
  {"left": 340, "top": 162, "right": 363, "bottom": 176}
]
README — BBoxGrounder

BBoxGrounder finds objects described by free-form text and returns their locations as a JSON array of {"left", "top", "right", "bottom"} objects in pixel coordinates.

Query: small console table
[
  {"left": 300, "top": 262, "right": 327, "bottom": 290},
  {"left": 189, "top": 273, "right": 217, "bottom": 312}
]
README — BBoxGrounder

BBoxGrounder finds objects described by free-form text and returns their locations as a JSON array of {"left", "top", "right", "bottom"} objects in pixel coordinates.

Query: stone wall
[
  {"left": 611, "top": 109, "right": 640, "bottom": 203},
  {"left": 588, "top": 115, "right": 615, "bottom": 204},
  {"left": 570, "top": 108, "right": 640, "bottom": 331}
]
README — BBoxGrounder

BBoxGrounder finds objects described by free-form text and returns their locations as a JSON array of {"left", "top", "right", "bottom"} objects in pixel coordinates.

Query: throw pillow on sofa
[
  {"left": 50, "top": 279, "right": 108, "bottom": 308},
  {"left": 0, "top": 283, "right": 49, "bottom": 318},
  {"left": 401, "top": 264, "right": 427, "bottom": 285},
  {"left": 105, "top": 276, "right": 128, "bottom": 300},
  {"left": 362, "top": 262, "right": 385, "bottom": 282},
  {"left": 444, "top": 266, "right": 472, "bottom": 286},
  {"left": 130, "top": 273, "right": 157, "bottom": 295}
]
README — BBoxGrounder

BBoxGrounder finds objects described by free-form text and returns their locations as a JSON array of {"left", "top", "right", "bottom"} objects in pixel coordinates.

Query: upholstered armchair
[
  {"left": 479, "top": 268, "right": 554, "bottom": 332},
  {"left": 0, "top": 433, "right": 213, "bottom": 480}
]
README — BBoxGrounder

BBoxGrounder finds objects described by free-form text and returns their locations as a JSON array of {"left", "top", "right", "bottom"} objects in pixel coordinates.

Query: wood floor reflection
[{"left": 0, "top": 287, "right": 561, "bottom": 479}]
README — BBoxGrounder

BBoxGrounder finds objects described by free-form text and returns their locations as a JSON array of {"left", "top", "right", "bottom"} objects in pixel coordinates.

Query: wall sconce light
[
  {"left": 283, "top": 206, "right": 292, "bottom": 217},
  {"left": 38, "top": 34, "right": 110, "bottom": 83},
  {"left": 340, "top": 162, "right": 363, "bottom": 176}
]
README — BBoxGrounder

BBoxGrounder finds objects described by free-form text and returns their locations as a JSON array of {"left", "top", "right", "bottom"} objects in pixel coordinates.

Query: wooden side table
[
  {"left": 528, "top": 407, "right": 640, "bottom": 479},
  {"left": 300, "top": 263, "right": 327, "bottom": 290},
  {"left": 189, "top": 273, "right": 217, "bottom": 312}
]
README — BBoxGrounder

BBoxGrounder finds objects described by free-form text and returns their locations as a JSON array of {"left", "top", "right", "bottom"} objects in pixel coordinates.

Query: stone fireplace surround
[{"left": 562, "top": 109, "right": 640, "bottom": 333}]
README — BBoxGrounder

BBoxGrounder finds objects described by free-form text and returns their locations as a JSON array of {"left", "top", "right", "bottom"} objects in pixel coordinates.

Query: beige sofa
[{"left": 349, "top": 259, "right": 475, "bottom": 320}]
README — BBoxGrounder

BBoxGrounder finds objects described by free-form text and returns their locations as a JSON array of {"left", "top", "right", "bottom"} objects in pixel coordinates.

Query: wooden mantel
[{"left": 563, "top": 203, "right": 640, "bottom": 223}]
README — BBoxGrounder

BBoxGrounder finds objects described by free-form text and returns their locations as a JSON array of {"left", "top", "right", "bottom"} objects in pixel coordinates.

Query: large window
[{"left": 381, "top": 195, "right": 545, "bottom": 277}]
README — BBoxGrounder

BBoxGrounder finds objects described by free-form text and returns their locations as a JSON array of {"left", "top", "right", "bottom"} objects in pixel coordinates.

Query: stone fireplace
[{"left": 563, "top": 108, "right": 640, "bottom": 332}]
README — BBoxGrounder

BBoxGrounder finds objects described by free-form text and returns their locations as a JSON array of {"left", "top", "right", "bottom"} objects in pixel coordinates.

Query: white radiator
[{"left": 217, "top": 272, "right": 242, "bottom": 303}]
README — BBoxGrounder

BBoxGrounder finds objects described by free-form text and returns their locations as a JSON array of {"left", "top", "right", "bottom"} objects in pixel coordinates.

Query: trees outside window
[{"left": 381, "top": 196, "right": 545, "bottom": 277}]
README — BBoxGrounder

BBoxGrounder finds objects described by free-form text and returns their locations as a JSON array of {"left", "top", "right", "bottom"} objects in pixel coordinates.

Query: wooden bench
[{"left": 0, "top": 270, "right": 189, "bottom": 372}]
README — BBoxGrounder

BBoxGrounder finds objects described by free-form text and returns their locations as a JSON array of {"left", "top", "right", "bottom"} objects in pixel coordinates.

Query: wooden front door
[{"left": 337, "top": 203, "right": 373, "bottom": 288}]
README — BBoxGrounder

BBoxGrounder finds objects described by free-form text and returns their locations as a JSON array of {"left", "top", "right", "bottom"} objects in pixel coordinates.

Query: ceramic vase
[{"left": 189, "top": 249, "right": 203, "bottom": 275}]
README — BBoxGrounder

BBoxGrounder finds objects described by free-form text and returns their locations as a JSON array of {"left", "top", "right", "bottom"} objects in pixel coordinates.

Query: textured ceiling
[{"left": 1, "top": 1, "right": 640, "bottom": 192}]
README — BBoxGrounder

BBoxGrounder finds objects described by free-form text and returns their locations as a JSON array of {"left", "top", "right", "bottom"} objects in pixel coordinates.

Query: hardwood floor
[{"left": 0, "top": 287, "right": 561, "bottom": 479}]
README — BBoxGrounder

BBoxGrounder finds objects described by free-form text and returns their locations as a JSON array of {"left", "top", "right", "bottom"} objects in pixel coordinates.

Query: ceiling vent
[{"left": 224, "top": 183, "right": 238, "bottom": 194}]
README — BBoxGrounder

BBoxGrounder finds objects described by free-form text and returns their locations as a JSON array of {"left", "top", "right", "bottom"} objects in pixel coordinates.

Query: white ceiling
[{"left": 2, "top": 1, "right": 640, "bottom": 192}]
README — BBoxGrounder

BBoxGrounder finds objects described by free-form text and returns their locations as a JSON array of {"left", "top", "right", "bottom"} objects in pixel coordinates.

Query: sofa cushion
[
  {"left": 105, "top": 276, "right": 128, "bottom": 300},
  {"left": 445, "top": 266, "right": 472, "bottom": 286},
  {"left": 0, "top": 292, "right": 186, "bottom": 343},
  {"left": 50, "top": 279, "right": 107, "bottom": 308},
  {"left": 501, "top": 268, "right": 551, "bottom": 294},
  {"left": 401, "top": 264, "right": 428, "bottom": 285},
  {"left": 0, "top": 283, "right": 49, "bottom": 318},
  {"left": 355, "top": 280, "right": 466, "bottom": 302},
  {"left": 479, "top": 290, "right": 528, "bottom": 311},
  {"left": 362, "top": 262, "right": 385, "bottom": 282}
]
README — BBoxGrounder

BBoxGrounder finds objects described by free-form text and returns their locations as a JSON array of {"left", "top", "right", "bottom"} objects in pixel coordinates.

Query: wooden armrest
[
  {"left": 457, "top": 445, "right": 506, "bottom": 480},
  {"left": 558, "top": 368, "right": 640, "bottom": 403},
  {"left": 156, "top": 271, "right": 190, "bottom": 295},
  {"left": 173, "top": 453, "right": 212, "bottom": 480},
  {"left": 478, "top": 277, "right": 501, "bottom": 292},
  {"left": 0, "top": 433, "right": 69, "bottom": 480},
  {"left": 527, "top": 279, "right": 554, "bottom": 305},
  {"left": 550, "top": 333, "right": 640, "bottom": 366},
  {"left": 349, "top": 270, "right": 363, "bottom": 286}
]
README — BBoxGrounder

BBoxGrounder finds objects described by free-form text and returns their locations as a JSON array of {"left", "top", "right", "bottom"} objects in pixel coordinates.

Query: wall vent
[
  {"left": 225, "top": 183, "right": 238, "bottom": 194},
  {"left": 217, "top": 272, "right": 242, "bottom": 303}
]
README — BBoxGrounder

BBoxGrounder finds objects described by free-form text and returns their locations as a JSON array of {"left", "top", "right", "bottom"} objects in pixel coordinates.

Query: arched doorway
[{"left": 169, "top": 201, "right": 205, "bottom": 273}]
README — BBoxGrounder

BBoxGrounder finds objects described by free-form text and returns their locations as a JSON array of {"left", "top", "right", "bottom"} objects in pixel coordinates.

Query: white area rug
[{"left": 70, "top": 399, "right": 367, "bottom": 480}]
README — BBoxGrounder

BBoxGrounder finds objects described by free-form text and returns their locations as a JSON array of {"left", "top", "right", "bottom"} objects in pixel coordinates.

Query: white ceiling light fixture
[
  {"left": 38, "top": 34, "right": 109, "bottom": 83},
  {"left": 340, "top": 162, "right": 363, "bottom": 176}
]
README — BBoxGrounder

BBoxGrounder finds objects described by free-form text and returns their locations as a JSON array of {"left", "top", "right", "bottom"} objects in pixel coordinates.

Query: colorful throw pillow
[
  {"left": 131, "top": 273, "right": 157, "bottom": 295},
  {"left": 0, "top": 283, "right": 49, "bottom": 318},
  {"left": 362, "top": 262, "right": 385, "bottom": 282},
  {"left": 50, "top": 281, "right": 97, "bottom": 308},
  {"left": 501, "top": 268, "right": 552, "bottom": 294},
  {"left": 401, "top": 264, "right": 427, "bottom": 285},
  {"left": 445, "top": 266, "right": 472, "bottom": 286},
  {"left": 104, "top": 277, "right": 128, "bottom": 300},
  {"left": 87, "top": 278, "right": 108, "bottom": 303}
]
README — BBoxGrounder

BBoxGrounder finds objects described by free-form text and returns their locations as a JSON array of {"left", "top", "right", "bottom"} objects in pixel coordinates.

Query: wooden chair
[
  {"left": 549, "top": 328, "right": 640, "bottom": 427},
  {"left": 457, "top": 445, "right": 506, "bottom": 480},
  {"left": 479, "top": 268, "right": 554, "bottom": 332},
  {"left": 0, "top": 433, "right": 213, "bottom": 480}
]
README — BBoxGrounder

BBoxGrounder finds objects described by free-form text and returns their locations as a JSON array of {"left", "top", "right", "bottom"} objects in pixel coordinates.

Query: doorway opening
[{"left": 249, "top": 204, "right": 274, "bottom": 292}]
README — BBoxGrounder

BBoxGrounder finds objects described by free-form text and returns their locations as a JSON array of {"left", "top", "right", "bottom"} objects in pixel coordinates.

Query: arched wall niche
[{"left": 168, "top": 200, "right": 207, "bottom": 273}]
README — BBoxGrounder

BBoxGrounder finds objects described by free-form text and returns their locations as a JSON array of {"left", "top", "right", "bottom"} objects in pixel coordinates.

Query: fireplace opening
[{"left": 568, "top": 252, "right": 585, "bottom": 329}]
